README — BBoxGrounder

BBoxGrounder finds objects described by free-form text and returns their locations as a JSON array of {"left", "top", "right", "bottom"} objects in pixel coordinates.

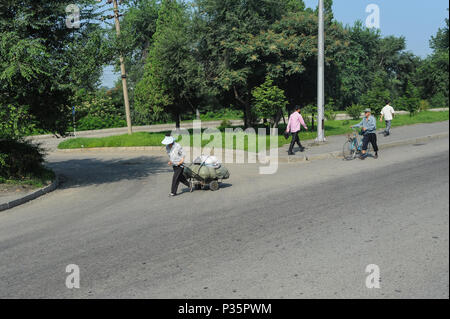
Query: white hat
[{"left": 161, "top": 136, "right": 175, "bottom": 145}]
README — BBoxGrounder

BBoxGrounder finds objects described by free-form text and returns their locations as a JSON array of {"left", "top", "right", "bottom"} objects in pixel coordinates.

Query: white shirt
[
  {"left": 166, "top": 142, "right": 186, "bottom": 165},
  {"left": 381, "top": 105, "right": 395, "bottom": 121}
]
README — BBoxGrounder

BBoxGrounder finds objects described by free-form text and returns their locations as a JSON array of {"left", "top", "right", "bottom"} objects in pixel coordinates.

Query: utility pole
[
  {"left": 316, "top": 0, "right": 326, "bottom": 142},
  {"left": 102, "top": 0, "right": 133, "bottom": 135}
]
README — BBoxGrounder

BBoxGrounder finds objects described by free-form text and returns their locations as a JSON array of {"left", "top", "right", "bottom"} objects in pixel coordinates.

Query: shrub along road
[{"left": 0, "top": 136, "right": 448, "bottom": 298}]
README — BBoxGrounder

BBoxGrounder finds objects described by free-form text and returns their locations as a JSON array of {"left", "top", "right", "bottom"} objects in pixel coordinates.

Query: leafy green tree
[
  {"left": 404, "top": 80, "right": 421, "bottom": 116},
  {"left": 360, "top": 72, "right": 391, "bottom": 114},
  {"left": 333, "top": 21, "right": 379, "bottom": 108},
  {"left": 243, "top": 10, "right": 334, "bottom": 107},
  {"left": 0, "top": 0, "right": 110, "bottom": 137},
  {"left": 0, "top": 105, "right": 33, "bottom": 139},
  {"left": 416, "top": 12, "right": 449, "bottom": 108},
  {"left": 193, "top": 0, "right": 297, "bottom": 127},
  {"left": 252, "top": 76, "right": 288, "bottom": 129},
  {"left": 194, "top": 0, "right": 348, "bottom": 125},
  {"left": 112, "top": 0, "right": 160, "bottom": 90},
  {"left": 430, "top": 10, "right": 449, "bottom": 52},
  {"left": 135, "top": 0, "right": 205, "bottom": 127},
  {"left": 333, "top": 21, "right": 419, "bottom": 109},
  {"left": 346, "top": 104, "right": 362, "bottom": 120}
]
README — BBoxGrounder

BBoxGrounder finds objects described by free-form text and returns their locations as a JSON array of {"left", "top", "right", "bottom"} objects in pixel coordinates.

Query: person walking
[
  {"left": 162, "top": 134, "right": 190, "bottom": 197},
  {"left": 351, "top": 108, "right": 379, "bottom": 160},
  {"left": 380, "top": 101, "right": 395, "bottom": 136},
  {"left": 286, "top": 106, "right": 308, "bottom": 155}
]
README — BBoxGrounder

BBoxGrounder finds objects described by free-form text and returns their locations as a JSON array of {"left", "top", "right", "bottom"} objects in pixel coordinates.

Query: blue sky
[
  {"left": 304, "top": 0, "right": 449, "bottom": 57},
  {"left": 101, "top": 0, "right": 449, "bottom": 88}
]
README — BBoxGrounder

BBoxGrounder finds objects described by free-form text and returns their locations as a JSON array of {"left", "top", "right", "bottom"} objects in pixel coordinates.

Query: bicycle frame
[{"left": 344, "top": 128, "right": 367, "bottom": 159}]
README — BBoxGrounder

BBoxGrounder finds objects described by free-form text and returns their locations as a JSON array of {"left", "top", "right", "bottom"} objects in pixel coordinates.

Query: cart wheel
[{"left": 209, "top": 180, "right": 219, "bottom": 191}]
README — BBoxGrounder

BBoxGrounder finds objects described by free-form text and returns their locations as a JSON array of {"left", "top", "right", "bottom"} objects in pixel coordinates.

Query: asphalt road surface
[{"left": 0, "top": 138, "right": 448, "bottom": 298}]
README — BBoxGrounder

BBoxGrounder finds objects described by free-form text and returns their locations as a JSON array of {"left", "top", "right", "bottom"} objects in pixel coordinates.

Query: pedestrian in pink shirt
[{"left": 286, "top": 106, "right": 308, "bottom": 155}]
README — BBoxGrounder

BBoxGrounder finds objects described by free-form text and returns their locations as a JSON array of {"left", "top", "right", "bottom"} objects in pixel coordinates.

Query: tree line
[{"left": 1, "top": 0, "right": 449, "bottom": 139}]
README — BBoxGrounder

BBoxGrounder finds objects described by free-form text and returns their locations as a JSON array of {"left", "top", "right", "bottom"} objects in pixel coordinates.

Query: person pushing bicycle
[{"left": 351, "top": 108, "right": 379, "bottom": 160}]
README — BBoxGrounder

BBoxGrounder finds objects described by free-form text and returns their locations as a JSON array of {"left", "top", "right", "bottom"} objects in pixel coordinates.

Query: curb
[
  {"left": 0, "top": 176, "right": 59, "bottom": 212},
  {"left": 276, "top": 131, "right": 449, "bottom": 163}
]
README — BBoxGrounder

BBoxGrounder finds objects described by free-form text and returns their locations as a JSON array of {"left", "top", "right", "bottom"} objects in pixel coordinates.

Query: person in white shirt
[
  {"left": 380, "top": 101, "right": 395, "bottom": 136},
  {"left": 162, "top": 134, "right": 190, "bottom": 197}
]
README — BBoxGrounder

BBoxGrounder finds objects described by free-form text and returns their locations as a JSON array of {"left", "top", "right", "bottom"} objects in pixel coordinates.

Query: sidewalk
[
  {"left": 277, "top": 121, "right": 449, "bottom": 162},
  {"left": 31, "top": 108, "right": 449, "bottom": 140}
]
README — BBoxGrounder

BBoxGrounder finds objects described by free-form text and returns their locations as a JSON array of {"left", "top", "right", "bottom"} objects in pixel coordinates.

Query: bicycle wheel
[{"left": 343, "top": 140, "right": 356, "bottom": 160}]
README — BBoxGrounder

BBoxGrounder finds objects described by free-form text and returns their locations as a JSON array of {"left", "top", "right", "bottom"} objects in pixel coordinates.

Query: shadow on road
[{"left": 47, "top": 156, "right": 170, "bottom": 189}]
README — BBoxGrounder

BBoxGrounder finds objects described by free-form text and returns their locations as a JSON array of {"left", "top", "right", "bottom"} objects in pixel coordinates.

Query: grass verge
[{"left": 58, "top": 111, "right": 449, "bottom": 151}]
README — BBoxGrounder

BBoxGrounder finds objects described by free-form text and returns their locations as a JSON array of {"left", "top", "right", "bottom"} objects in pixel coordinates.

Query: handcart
[{"left": 182, "top": 156, "right": 230, "bottom": 192}]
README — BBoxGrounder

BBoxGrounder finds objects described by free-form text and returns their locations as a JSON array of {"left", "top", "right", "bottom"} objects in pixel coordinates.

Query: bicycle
[{"left": 343, "top": 128, "right": 372, "bottom": 160}]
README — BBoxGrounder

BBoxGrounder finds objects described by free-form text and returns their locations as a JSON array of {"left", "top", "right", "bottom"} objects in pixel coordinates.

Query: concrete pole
[
  {"left": 316, "top": 0, "right": 326, "bottom": 142},
  {"left": 112, "top": 0, "right": 133, "bottom": 135}
]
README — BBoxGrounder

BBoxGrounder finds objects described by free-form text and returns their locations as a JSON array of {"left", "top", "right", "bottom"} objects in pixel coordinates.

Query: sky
[{"left": 101, "top": 0, "right": 449, "bottom": 88}]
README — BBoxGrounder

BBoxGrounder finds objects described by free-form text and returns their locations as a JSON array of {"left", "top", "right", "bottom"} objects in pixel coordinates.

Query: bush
[
  {"left": 404, "top": 80, "right": 421, "bottom": 116},
  {"left": 301, "top": 104, "right": 317, "bottom": 128},
  {"left": 73, "top": 94, "right": 126, "bottom": 130},
  {"left": 346, "top": 104, "right": 363, "bottom": 120},
  {"left": 396, "top": 96, "right": 420, "bottom": 116},
  {"left": 0, "top": 139, "right": 47, "bottom": 180},
  {"left": 406, "top": 97, "right": 420, "bottom": 116},
  {"left": 76, "top": 115, "right": 127, "bottom": 131},
  {"left": 394, "top": 97, "right": 409, "bottom": 111},
  {"left": 218, "top": 119, "right": 233, "bottom": 129},
  {"left": 430, "top": 92, "right": 449, "bottom": 108},
  {"left": 302, "top": 104, "right": 316, "bottom": 115},
  {"left": 419, "top": 100, "right": 430, "bottom": 112},
  {"left": 252, "top": 76, "right": 288, "bottom": 128},
  {"left": 325, "top": 99, "right": 337, "bottom": 121},
  {"left": 199, "top": 108, "right": 243, "bottom": 121}
]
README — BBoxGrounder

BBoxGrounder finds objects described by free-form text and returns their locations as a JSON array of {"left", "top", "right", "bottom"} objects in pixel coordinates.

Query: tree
[
  {"left": 135, "top": 0, "right": 205, "bottom": 127},
  {"left": 252, "top": 76, "right": 288, "bottom": 129},
  {"left": 193, "top": 0, "right": 296, "bottom": 128},
  {"left": 360, "top": 72, "right": 391, "bottom": 114},
  {"left": 430, "top": 10, "right": 449, "bottom": 52},
  {"left": 112, "top": 0, "right": 160, "bottom": 90},
  {"left": 0, "top": 0, "right": 110, "bottom": 137},
  {"left": 404, "top": 80, "right": 420, "bottom": 116},
  {"left": 416, "top": 11, "right": 449, "bottom": 108}
]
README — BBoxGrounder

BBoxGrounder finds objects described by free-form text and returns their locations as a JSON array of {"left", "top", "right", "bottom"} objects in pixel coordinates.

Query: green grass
[
  {"left": 0, "top": 167, "right": 55, "bottom": 188},
  {"left": 58, "top": 111, "right": 449, "bottom": 151},
  {"left": 58, "top": 132, "right": 170, "bottom": 149}
]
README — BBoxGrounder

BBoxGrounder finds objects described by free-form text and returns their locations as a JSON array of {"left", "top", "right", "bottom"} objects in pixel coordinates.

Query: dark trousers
[
  {"left": 288, "top": 131, "right": 304, "bottom": 153},
  {"left": 172, "top": 166, "right": 190, "bottom": 194},
  {"left": 362, "top": 133, "right": 379, "bottom": 153}
]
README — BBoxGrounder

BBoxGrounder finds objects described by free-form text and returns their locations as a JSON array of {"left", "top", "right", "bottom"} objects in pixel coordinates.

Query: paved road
[{"left": 0, "top": 138, "right": 448, "bottom": 298}]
